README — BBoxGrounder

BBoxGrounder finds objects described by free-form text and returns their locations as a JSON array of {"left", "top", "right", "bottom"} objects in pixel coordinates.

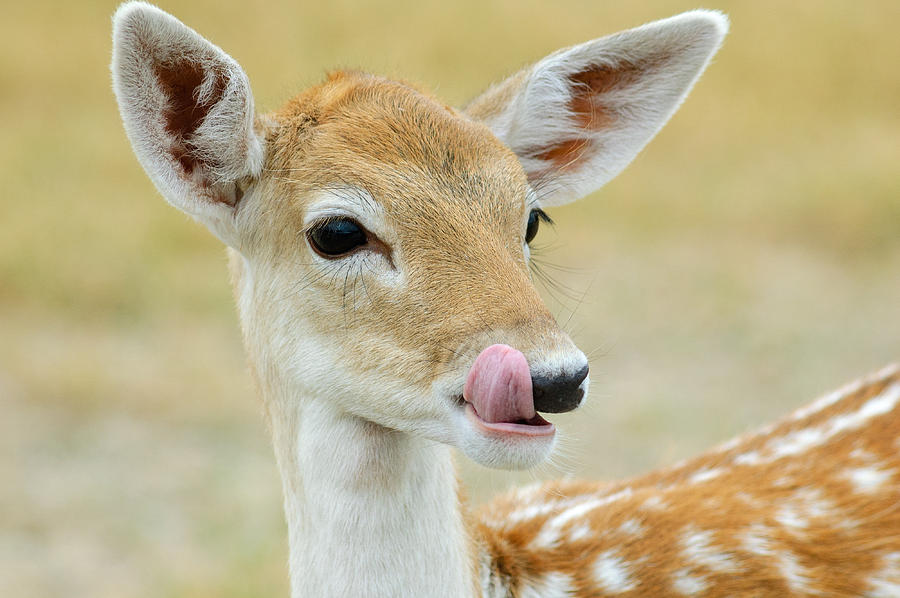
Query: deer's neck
[{"left": 271, "top": 399, "right": 477, "bottom": 598}]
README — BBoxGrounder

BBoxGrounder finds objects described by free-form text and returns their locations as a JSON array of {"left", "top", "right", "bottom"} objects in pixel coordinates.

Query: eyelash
[{"left": 526, "top": 208, "right": 553, "bottom": 244}]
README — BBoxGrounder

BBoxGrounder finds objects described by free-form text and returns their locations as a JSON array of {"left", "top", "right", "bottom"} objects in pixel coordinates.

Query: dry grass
[{"left": 1, "top": 1, "right": 897, "bottom": 596}]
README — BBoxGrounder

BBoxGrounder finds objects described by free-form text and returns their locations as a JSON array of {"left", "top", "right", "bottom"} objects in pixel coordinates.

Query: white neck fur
[{"left": 273, "top": 399, "right": 476, "bottom": 598}]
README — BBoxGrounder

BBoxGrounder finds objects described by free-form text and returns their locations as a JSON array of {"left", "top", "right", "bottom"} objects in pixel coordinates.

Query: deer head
[{"left": 111, "top": 2, "right": 727, "bottom": 472}]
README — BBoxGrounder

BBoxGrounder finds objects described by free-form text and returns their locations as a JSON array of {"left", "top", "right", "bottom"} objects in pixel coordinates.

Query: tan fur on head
[{"left": 232, "top": 70, "right": 577, "bottom": 469}]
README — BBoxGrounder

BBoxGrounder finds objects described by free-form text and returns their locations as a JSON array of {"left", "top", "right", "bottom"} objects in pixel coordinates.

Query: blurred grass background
[{"left": 1, "top": 0, "right": 897, "bottom": 596}]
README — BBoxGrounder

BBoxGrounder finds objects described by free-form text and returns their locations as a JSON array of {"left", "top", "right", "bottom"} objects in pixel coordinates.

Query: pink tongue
[{"left": 463, "top": 344, "right": 535, "bottom": 424}]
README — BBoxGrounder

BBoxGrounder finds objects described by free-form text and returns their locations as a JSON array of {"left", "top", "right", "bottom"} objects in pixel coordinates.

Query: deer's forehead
[
  {"left": 356, "top": 159, "right": 531, "bottom": 232},
  {"left": 270, "top": 74, "right": 531, "bottom": 226}
]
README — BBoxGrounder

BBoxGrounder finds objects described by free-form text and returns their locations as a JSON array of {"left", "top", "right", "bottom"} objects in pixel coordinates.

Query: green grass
[{"left": 1, "top": 1, "right": 898, "bottom": 595}]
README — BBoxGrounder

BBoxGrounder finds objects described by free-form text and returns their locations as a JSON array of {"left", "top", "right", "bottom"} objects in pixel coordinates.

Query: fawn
[{"left": 112, "top": 3, "right": 900, "bottom": 596}]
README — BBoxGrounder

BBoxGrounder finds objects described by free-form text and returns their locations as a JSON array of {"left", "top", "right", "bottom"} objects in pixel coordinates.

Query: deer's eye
[
  {"left": 525, "top": 209, "right": 552, "bottom": 245},
  {"left": 307, "top": 218, "right": 368, "bottom": 257}
]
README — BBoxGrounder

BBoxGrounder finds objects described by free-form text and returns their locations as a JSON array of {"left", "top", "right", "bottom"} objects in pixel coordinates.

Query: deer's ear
[
  {"left": 111, "top": 2, "right": 264, "bottom": 245},
  {"left": 466, "top": 11, "right": 728, "bottom": 207}
]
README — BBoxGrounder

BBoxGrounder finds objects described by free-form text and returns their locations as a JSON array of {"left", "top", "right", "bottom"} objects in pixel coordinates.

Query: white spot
[
  {"left": 519, "top": 571, "right": 576, "bottom": 598},
  {"left": 713, "top": 434, "right": 745, "bottom": 454},
  {"left": 506, "top": 502, "right": 561, "bottom": 524},
  {"left": 618, "top": 518, "right": 645, "bottom": 537},
  {"left": 775, "top": 488, "right": 835, "bottom": 533},
  {"left": 641, "top": 495, "right": 668, "bottom": 511},
  {"left": 792, "top": 487, "right": 833, "bottom": 519},
  {"left": 689, "top": 467, "right": 724, "bottom": 484},
  {"left": 796, "top": 488, "right": 835, "bottom": 519},
  {"left": 480, "top": 516, "right": 507, "bottom": 529},
  {"left": 734, "top": 451, "right": 762, "bottom": 466},
  {"left": 769, "top": 427, "right": 825, "bottom": 459},
  {"left": 706, "top": 498, "right": 724, "bottom": 511},
  {"left": 777, "top": 550, "right": 812, "bottom": 593},
  {"left": 672, "top": 568, "right": 708, "bottom": 595},
  {"left": 850, "top": 447, "right": 874, "bottom": 461},
  {"left": 680, "top": 526, "right": 739, "bottom": 573},
  {"left": 790, "top": 363, "right": 898, "bottom": 422},
  {"left": 739, "top": 523, "right": 774, "bottom": 556},
  {"left": 669, "top": 457, "right": 690, "bottom": 472},
  {"left": 827, "top": 383, "right": 900, "bottom": 435},
  {"left": 773, "top": 476, "right": 793, "bottom": 488},
  {"left": 569, "top": 522, "right": 592, "bottom": 542},
  {"left": 531, "top": 488, "right": 633, "bottom": 549},
  {"left": 733, "top": 383, "right": 900, "bottom": 467},
  {"left": 514, "top": 482, "right": 545, "bottom": 501},
  {"left": 791, "top": 379, "right": 862, "bottom": 421},
  {"left": 681, "top": 526, "right": 740, "bottom": 573},
  {"left": 506, "top": 494, "right": 591, "bottom": 525},
  {"left": 867, "top": 552, "right": 900, "bottom": 598},
  {"left": 735, "top": 492, "right": 759, "bottom": 507},
  {"left": 776, "top": 506, "right": 808, "bottom": 530},
  {"left": 506, "top": 500, "right": 576, "bottom": 523},
  {"left": 593, "top": 550, "right": 637, "bottom": 593},
  {"left": 844, "top": 465, "right": 894, "bottom": 494},
  {"left": 839, "top": 518, "right": 861, "bottom": 531}
]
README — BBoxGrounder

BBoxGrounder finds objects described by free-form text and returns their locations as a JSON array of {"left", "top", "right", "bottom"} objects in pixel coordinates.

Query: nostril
[{"left": 531, "top": 363, "right": 589, "bottom": 414}]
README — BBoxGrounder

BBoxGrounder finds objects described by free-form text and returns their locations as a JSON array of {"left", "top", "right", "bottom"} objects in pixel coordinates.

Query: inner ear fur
[{"left": 154, "top": 58, "right": 229, "bottom": 181}]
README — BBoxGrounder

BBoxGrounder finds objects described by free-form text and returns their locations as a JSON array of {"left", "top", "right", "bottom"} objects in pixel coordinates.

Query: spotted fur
[{"left": 478, "top": 365, "right": 900, "bottom": 596}]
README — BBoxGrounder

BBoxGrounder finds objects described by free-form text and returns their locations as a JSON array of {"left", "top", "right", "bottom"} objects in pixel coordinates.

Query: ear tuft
[
  {"left": 467, "top": 10, "right": 728, "bottom": 207},
  {"left": 111, "top": 2, "right": 263, "bottom": 244}
]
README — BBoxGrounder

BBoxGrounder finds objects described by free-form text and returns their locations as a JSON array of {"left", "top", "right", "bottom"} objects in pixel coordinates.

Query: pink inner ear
[{"left": 153, "top": 60, "right": 227, "bottom": 176}]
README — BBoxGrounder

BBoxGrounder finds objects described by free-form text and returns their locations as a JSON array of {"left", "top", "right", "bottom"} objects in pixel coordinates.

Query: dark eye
[
  {"left": 307, "top": 218, "right": 368, "bottom": 257},
  {"left": 525, "top": 209, "right": 552, "bottom": 245}
]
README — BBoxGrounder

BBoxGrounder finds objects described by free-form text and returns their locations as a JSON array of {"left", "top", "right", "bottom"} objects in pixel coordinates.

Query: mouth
[
  {"left": 456, "top": 344, "right": 587, "bottom": 442},
  {"left": 456, "top": 342, "right": 558, "bottom": 439},
  {"left": 461, "top": 401, "right": 555, "bottom": 438}
]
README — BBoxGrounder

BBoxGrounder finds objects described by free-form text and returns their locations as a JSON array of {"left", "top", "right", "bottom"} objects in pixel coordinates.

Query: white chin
[{"left": 453, "top": 405, "right": 557, "bottom": 470}]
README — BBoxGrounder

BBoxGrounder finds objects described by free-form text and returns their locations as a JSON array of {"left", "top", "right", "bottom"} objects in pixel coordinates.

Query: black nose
[{"left": 531, "top": 364, "right": 589, "bottom": 413}]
